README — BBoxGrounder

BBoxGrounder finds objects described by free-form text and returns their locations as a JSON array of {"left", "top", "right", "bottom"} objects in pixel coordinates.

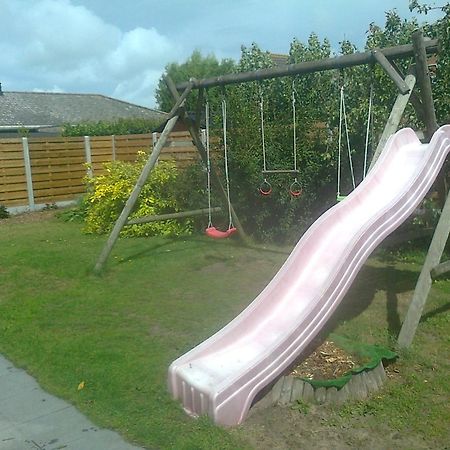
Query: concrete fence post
[
  {"left": 21, "top": 137, "right": 35, "bottom": 211},
  {"left": 200, "top": 129, "right": 206, "bottom": 147},
  {"left": 84, "top": 135, "right": 93, "bottom": 177},
  {"left": 111, "top": 135, "right": 116, "bottom": 161}
]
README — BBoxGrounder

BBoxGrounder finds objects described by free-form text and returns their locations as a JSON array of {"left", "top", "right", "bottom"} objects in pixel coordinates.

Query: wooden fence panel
[
  {"left": 114, "top": 133, "right": 153, "bottom": 163},
  {"left": 0, "top": 131, "right": 200, "bottom": 209},
  {"left": 28, "top": 137, "right": 86, "bottom": 204},
  {"left": 0, "top": 139, "right": 29, "bottom": 206},
  {"left": 90, "top": 136, "right": 114, "bottom": 175},
  {"left": 155, "top": 131, "right": 201, "bottom": 167}
]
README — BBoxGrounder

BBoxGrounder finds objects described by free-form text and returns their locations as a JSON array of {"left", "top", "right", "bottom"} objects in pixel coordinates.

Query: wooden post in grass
[
  {"left": 93, "top": 115, "right": 180, "bottom": 274},
  {"left": 398, "top": 190, "right": 450, "bottom": 348},
  {"left": 93, "top": 83, "right": 195, "bottom": 273}
]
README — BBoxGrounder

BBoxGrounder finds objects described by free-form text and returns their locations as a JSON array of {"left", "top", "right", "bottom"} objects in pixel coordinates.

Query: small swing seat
[
  {"left": 259, "top": 179, "right": 272, "bottom": 196},
  {"left": 336, "top": 194, "right": 347, "bottom": 202},
  {"left": 289, "top": 179, "right": 302, "bottom": 197},
  {"left": 205, "top": 226, "right": 237, "bottom": 239}
]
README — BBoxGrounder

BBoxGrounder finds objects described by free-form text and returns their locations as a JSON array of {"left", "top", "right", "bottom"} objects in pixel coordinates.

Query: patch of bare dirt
[
  {"left": 0, "top": 209, "right": 58, "bottom": 225},
  {"left": 290, "top": 339, "right": 358, "bottom": 381},
  {"left": 236, "top": 341, "right": 438, "bottom": 450},
  {"left": 239, "top": 402, "right": 435, "bottom": 450}
]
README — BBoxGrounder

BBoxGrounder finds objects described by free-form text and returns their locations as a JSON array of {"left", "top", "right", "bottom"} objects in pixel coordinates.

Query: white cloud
[
  {"left": 21, "top": 0, "right": 120, "bottom": 69},
  {"left": 32, "top": 85, "right": 66, "bottom": 93},
  {"left": 107, "top": 27, "right": 175, "bottom": 78},
  {"left": 2, "top": 0, "right": 443, "bottom": 109},
  {"left": 112, "top": 69, "right": 163, "bottom": 108},
  {"left": 2, "top": 0, "right": 179, "bottom": 107}
]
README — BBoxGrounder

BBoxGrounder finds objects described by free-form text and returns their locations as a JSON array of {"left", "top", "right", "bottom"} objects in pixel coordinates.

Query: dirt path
[
  {"left": 238, "top": 399, "right": 435, "bottom": 450},
  {"left": 0, "top": 209, "right": 57, "bottom": 225}
]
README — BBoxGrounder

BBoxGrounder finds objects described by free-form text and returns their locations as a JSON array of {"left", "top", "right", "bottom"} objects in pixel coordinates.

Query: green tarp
[{"left": 300, "top": 334, "right": 397, "bottom": 390}]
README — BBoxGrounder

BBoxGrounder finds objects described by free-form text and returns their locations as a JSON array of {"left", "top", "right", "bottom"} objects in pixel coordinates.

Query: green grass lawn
[{"left": 0, "top": 211, "right": 449, "bottom": 449}]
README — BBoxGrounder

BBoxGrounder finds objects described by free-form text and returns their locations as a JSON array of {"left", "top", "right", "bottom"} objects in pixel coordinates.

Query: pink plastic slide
[{"left": 168, "top": 125, "right": 450, "bottom": 426}]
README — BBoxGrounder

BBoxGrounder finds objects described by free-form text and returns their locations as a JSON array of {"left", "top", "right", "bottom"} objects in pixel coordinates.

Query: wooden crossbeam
[
  {"left": 430, "top": 260, "right": 450, "bottom": 280},
  {"left": 126, "top": 207, "right": 221, "bottom": 225},
  {"left": 177, "top": 40, "right": 438, "bottom": 91},
  {"left": 262, "top": 169, "right": 299, "bottom": 175},
  {"left": 371, "top": 49, "right": 410, "bottom": 94}
]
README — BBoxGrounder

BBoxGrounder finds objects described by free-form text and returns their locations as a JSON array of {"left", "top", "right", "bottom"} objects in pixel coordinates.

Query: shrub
[
  {"left": 61, "top": 117, "right": 163, "bottom": 137},
  {"left": 56, "top": 198, "right": 89, "bottom": 223},
  {"left": 84, "top": 152, "right": 192, "bottom": 237},
  {"left": 0, "top": 205, "right": 10, "bottom": 219}
]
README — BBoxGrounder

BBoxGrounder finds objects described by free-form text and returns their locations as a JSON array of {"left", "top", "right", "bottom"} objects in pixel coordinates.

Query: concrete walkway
[{"left": 0, "top": 355, "right": 143, "bottom": 450}]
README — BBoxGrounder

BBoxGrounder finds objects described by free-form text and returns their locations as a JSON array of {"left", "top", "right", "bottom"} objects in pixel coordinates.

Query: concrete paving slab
[
  {"left": 0, "top": 355, "right": 142, "bottom": 450},
  {"left": 15, "top": 406, "right": 103, "bottom": 447},
  {"left": 0, "top": 426, "right": 26, "bottom": 450},
  {"left": 1, "top": 385, "right": 71, "bottom": 424},
  {"left": 0, "top": 359, "right": 20, "bottom": 378},
  {"left": 0, "top": 371, "right": 39, "bottom": 401}
]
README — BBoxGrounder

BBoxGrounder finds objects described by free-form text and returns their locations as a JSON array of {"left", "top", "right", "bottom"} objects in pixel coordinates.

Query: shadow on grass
[
  {"left": 420, "top": 302, "right": 450, "bottom": 323},
  {"left": 117, "top": 236, "right": 181, "bottom": 263},
  {"left": 275, "top": 263, "right": 422, "bottom": 381},
  {"left": 119, "top": 234, "right": 422, "bottom": 339},
  {"left": 117, "top": 233, "right": 292, "bottom": 264},
  {"left": 324, "top": 263, "right": 420, "bottom": 337}
]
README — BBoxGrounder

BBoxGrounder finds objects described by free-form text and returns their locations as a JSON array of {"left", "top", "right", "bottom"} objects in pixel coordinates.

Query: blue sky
[{"left": 0, "top": 0, "right": 443, "bottom": 109}]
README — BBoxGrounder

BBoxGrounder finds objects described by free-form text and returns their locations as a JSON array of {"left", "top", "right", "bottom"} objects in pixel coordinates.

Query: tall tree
[{"left": 155, "top": 50, "right": 236, "bottom": 112}]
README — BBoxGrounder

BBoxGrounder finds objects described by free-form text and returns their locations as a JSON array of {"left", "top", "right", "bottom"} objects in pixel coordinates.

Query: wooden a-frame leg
[
  {"left": 368, "top": 74, "right": 416, "bottom": 171},
  {"left": 397, "top": 190, "right": 450, "bottom": 348},
  {"left": 93, "top": 114, "right": 180, "bottom": 273}
]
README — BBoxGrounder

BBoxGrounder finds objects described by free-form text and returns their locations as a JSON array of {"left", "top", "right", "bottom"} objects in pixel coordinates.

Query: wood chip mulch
[{"left": 290, "top": 340, "right": 360, "bottom": 380}]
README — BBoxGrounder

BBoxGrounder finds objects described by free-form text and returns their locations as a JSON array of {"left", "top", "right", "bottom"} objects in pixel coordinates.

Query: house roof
[
  {"left": 269, "top": 53, "right": 289, "bottom": 66},
  {"left": 0, "top": 90, "right": 167, "bottom": 130}
]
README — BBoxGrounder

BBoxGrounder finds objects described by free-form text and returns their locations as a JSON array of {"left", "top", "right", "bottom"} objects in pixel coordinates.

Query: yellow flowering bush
[{"left": 84, "top": 152, "right": 192, "bottom": 237}]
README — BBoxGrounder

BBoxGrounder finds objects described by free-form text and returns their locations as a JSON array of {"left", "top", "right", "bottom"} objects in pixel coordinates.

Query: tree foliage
[
  {"left": 155, "top": 50, "right": 236, "bottom": 113},
  {"left": 154, "top": 5, "right": 449, "bottom": 242}
]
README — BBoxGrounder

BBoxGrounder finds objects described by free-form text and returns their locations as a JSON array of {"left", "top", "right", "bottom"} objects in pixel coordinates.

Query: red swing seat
[
  {"left": 259, "top": 179, "right": 272, "bottom": 196},
  {"left": 205, "top": 226, "right": 237, "bottom": 239},
  {"left": 289, "top": 179, "right": 303, "bottom": 197}
]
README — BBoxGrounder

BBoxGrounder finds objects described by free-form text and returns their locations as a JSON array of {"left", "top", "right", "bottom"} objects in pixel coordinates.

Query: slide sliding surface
[{"left": 168, "top": 125, "right": 450, "bottom": 426}]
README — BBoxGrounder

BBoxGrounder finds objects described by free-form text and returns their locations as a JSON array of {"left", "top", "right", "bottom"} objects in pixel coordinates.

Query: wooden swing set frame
[{"left": 94, "top": 30, "right": 448, "bottom": 349}]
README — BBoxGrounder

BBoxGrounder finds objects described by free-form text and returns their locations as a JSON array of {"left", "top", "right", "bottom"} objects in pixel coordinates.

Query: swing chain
[
  {"left": 290, "top": 80, "right": 302, "bottom": 197},
  {"left": 292, "top": 80, "right": 298, "bottom": 174},
  {"left": 221, "top": 96, "right": 234, "bottom": 230},
  {"left": 363, "top": 80, "right": 374, "bottom": 178},
  {"left": 337, "top": 82, "right": 356, "bottom": 200},
  {"left": 204, "top": 94, "right": 213, "bottom": 228},
  {"left": 259, "top": 89, "right": 268, "bottom": 173},
  {"left": 337, "top": 71, "right": 374, "bottom": 201},
  {"left": 258, "top": 81, "right": 302, "bottom": 197}
]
